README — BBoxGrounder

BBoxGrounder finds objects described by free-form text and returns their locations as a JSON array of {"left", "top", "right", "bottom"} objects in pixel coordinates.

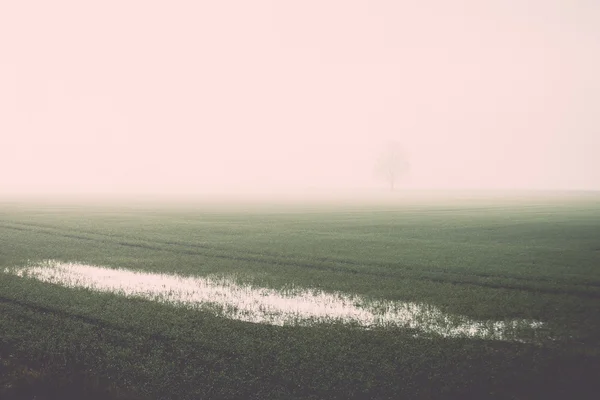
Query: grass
[{"left": 1, "top": 193, "right": 599, "bottom": 399}]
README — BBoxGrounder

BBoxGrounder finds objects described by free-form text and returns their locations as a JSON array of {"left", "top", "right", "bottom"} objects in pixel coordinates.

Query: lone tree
[{"left": 374, "top": 141, "right": 410, "bottom": 191}]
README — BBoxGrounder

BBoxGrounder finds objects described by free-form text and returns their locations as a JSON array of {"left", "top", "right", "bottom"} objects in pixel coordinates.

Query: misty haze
[
  {"left": 1, "top": 0, "right": 599, "bottom": 198},
  {"left": 1, "top": 1, "right": 599, "bottom": 399}
]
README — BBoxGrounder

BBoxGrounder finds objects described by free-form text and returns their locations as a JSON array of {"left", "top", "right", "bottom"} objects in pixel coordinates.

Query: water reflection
[{"left": 4, "top": 260, "right": 546, "bottom": 341}]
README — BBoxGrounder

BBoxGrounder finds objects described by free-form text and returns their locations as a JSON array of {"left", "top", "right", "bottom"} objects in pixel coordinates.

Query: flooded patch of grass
[{"left": 4, "top": 260, "right": 547, "bottom": 342}]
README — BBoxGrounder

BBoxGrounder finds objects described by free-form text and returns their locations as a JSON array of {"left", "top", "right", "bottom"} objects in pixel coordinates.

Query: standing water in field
[{"left": 4, "top": 260, "right": 547, "bottom": 341}]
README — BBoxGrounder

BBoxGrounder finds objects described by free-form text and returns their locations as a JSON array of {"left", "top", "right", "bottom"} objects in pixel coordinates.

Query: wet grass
[{"left": 1, "top": 194, "right": 600, "bottom": 399}]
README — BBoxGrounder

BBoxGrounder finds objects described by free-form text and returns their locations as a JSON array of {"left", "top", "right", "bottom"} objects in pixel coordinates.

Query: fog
[{"left": 1, "top": 0, "right": 599, "bottom": 199}]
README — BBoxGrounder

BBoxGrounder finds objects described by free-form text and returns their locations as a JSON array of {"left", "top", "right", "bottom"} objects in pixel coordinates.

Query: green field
[{"left": 1, "top": 193, "right": 600, "bottom": 399}]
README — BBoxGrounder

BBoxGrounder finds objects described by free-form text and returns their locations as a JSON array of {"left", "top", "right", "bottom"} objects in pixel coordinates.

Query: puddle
[{"left": 4, "top": 260, "right": 547, "bottom": 341}]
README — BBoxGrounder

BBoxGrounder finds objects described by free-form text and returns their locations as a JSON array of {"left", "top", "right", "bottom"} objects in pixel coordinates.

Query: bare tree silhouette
[{"left": 375, "top": 141, "right": 410, "bottom": 191}]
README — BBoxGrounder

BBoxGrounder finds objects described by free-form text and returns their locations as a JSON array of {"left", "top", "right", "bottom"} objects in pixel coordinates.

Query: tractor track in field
[
  {"left": 0, "top": 296, "right": 242, "bottom": 359},
  {"left": 2, "top": 221, "right": 600, "bottom": 300}
]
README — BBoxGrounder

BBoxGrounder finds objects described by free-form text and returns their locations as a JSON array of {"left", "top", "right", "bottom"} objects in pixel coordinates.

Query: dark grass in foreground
[{"left": 1, "top": 193, "right": 600, "bottom": 399}]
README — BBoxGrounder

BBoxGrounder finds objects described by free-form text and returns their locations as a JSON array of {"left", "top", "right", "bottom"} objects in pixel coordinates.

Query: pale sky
[{"left": 1, "top": 0, "right": 599, "bottom": 197}]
